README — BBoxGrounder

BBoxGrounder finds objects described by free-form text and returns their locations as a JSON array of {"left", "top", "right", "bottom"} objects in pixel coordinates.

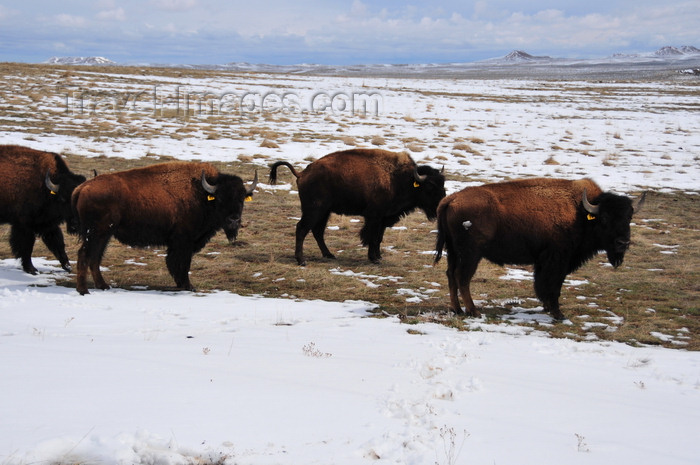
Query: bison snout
[
  {"left": 615, "top": 238, "right": 631, "bottom": 252},
  {"left": 224, "top": 216, "right": 242, "bottom": 243}
]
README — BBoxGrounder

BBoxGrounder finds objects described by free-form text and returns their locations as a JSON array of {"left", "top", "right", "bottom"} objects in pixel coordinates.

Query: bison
[
  {"left": 434, "top": 178, "right": 645, "bottom": 320},
  {"left": 0, "top": 145, "right": 86, "bottom": 274},
  {"left": 269, "top": 149, "right": 446, "bottom": 265},
  {"left": 72, "top": 162, "right": 258, "bottom": 295}
]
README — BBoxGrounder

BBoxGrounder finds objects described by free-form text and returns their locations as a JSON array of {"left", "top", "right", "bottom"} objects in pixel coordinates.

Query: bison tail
[
  {"left": 268, "top": 161, "right": 300, "bottom": 184},
  {"left": 434, "top": 203, "right": 448, "bottom": 264},
  {"left": 70, "top": 188, "right": 84, "bottom": 238}
]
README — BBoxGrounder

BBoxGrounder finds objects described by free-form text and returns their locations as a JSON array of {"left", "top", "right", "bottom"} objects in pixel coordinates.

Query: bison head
[
  {"left": 46, "top": 170, "right": 86, "bottom": 233},
  {"left": 413, "top": 165, "right": 446, "bottom": 220},
  {"left": 201, "top": 170, "right": 258, "bottom": 243},
  {"left": 583, "top": 189, "right": 645, "bottom": 268}
]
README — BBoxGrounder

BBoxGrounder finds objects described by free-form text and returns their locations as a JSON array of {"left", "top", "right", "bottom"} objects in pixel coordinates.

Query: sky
[{"left": 0, "top": 0, "right": 698, "bottom": 65}]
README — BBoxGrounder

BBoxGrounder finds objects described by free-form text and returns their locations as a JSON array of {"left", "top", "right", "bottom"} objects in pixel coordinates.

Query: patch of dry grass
[
  {"left": 0, "top": 63, "right": 697, "bottom": 350},
  {"left": 1, "top": 153, "right": 697, "bottom": 350}
]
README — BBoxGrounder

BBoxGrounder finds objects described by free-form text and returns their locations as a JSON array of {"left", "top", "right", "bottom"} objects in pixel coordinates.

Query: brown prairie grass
[{"left": 1, "top": 153, "right": 697, "bottom": 350}]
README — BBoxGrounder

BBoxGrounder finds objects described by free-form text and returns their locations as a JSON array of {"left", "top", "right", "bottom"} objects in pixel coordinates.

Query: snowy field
[{"left": 1, "top": 67, "right": 699, "bottom": 464}]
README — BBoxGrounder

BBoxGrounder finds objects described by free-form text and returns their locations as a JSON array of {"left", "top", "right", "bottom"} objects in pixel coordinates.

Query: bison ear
[
  {"left": 201, "top": 170, "right": 217, "bottom": 194},
  {"left": 581, "top": 189, "right": 600, "bottom": 215},
  {"left": 45, "top": 171, "right": 60, "bottom": 194},
  {"left": 246, "top": 170, "right": 259, "bottom": 197}
]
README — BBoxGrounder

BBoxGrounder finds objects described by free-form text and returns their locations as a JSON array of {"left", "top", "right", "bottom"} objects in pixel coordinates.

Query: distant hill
[
  {"left": 44, "top": 56, "right": 116, "bottom": 65},
  {"left": 654, "top": 45, "right": 700, "bottom": 57},
  {"left": 38, "top": 46, "right": 700, "bottom": 80},
  {"left": 502, "top": 50, "right": 552, "bottom": 62}
]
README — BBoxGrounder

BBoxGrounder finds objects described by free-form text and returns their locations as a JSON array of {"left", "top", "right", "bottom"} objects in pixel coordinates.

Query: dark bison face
[
  {"left": 201, "top": 171, "right": 258, "bottom": 243},
  {"left": 46, "top": 170, "right": 86, "bottom": 233},
  {"left": 584, "top": 191, "right": 644, "bottom": 268},
  {"left": 414, "top": 165, "right": 446, "bottom": 220}
]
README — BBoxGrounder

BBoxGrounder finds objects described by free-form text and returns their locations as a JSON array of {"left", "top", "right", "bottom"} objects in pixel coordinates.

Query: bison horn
[
  {"left": 201, "top": 171, "right": 217, "bottom": 194},
  {"left": 633, "top": 192, "right": 647, "bottom": 215},
  {"left": 45, "top": 171, "right": 60, "bottom": 193},
  {"left": 246, "top": 170, "right": 259, "bottom": 196},
  {"left": 413, "top": 167, "right": 428, "bottom": 184},
  {"left": 582, "top": 189, "right": 600, "bottom": 215}
]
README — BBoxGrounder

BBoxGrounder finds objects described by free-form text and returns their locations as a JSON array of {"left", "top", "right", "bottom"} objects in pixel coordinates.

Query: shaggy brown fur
[
  {"left": 72, "top": 162, "right": 256, "bottom": 294},
  {"left": 0, "top": 145, "right": 85, "bottom": 273},
  {"left": 435, "top": 177, "right": 643, "bottom": 320},
  {"left": 269, "top": 149, "right": 445, "bottom": 265}
]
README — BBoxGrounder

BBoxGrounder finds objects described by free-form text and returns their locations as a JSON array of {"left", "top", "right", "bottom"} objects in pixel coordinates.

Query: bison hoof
[
  {"left": 23, "top": 266, "right": 39, "bottom": 275},
  {"left": 61, "top": 263, "right": 72, "bottom": 273},
  {"left": 77, "top": 288, "right": 90, "bottom": 295},
  {"left": 323, "top": 253, "right": 336, "bottom": 260}
]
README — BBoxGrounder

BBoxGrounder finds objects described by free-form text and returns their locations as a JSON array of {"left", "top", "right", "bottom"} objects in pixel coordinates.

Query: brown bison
[
  {"left": 72, "top": 162, "right": 257, "bottom": 295},
  {"left": 434, "top": 178, "right": 645, "bottom": 320},
  {"left": 0, "top": 145, "right": 86, "bottom": 274},
  {"left": 269, "top": 149, "right": 446, "bottom": 265}
]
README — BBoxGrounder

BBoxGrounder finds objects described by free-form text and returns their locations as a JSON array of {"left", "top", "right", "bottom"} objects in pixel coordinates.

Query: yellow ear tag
[
  {"left": 245, "top": 195, "right": 253, "bottom": 202},
  {"left": 207, "top": 195, "right": 216, "bottom": 201},
  {"left": 413, "top": 181, "right": 420, "bottom": 188},
  {"left": 49, "top": 191, "right": 57, "bottom": 195},
  {"left": 587, "top": 214, "right": 596, "bottom": 221}
]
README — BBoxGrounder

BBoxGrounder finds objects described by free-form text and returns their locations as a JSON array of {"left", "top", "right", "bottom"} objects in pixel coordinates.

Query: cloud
[
  {"left": 96, "top": 8, "right": 126, "bottom": 21},
  {"left": 54, "top": 14, "right": 87, "bottom": 28},
  {"left": 0, "top": 5, "right": 18, "bottom": 20},
  {"left": 152, "top": 0, "right": 198, "bottom": 12},
  {"left": 2, "top": 0, "right": 698, "bottom": 65}
]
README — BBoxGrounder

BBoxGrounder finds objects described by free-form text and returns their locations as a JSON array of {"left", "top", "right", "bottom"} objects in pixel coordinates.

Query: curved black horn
[
  {"left": 633, "top": 192, "right": 647, "bottom": 215},
  {"left": 45, "top": 171, "right": 60, "bottom": 193},
  {"left": 582, "top": 189, "right": 600, "bottom": 215},
  {"left": 201, "top": 171, "right": 217, "bottom": 194},
  {"left": 413, "top": 167, "right": 428, "bottom": 184},
  {"left": 246, "top": 170, "right": 259, "bottom": 196}
]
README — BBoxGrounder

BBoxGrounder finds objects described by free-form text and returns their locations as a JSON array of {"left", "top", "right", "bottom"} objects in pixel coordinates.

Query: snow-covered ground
[
  {"left": 1, "top": 259, "right": 699, "bottom": 465},
  {"left": 1, "top": 69, "right": 699, "bottom": 464},
  {"left": 1, "top": 70, "right": 699, "bottom": 193}
]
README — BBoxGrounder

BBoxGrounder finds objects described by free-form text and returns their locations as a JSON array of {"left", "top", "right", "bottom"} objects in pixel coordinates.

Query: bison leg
[
  {"left": 10, "top": 224, "right": 39, "bottom": 274},
  {"left": 166, "top": 247, "right": 195, "bottom": 291},
  {"left": 452, "top": 252, "right": 482, "bottom": 317},
  {"left": 295, "top": 209, "right": 333, "bottom": 266},
  {"left": 76, "top": 232, "right": 112, "bottom": 294},
  {"left": 76, "top": 244, "right": 90, "bottom": 295},
  {"left": 361, "top": 218, "right": 385, "bottom": 263},
  {"left": 311, "top": 211, "right": 336, "bottom": 260},
  {"left": 445, "top": 252, "right": 462, "bottom": 314},
  {"left": 294, "top": 220, "right": 311, "bottom": 266},
  {"left": 40, "top": 226, "right": 71, "bottom": 272},
  {"left": 533, "top": 261, "right": 566, "bottom": 320}
]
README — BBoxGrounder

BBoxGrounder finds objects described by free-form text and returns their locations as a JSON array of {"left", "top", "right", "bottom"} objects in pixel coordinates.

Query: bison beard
[
  {"left": 72, "top": 162, "right": 257, "bottom": 295},
  {"left": 434, "top": 178, "right": 645, "bottom": 320},
  {"left": 269, "top": 149, "right": 446, "bottom": 266},
  {"left": 0, "top": 145, "right": 86, "bottom": 274}
]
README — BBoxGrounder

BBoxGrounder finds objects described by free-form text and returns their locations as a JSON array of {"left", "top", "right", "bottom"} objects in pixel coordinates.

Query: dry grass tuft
[{"left": 370, "top": 135, "right": 386, "bottom": 146}]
